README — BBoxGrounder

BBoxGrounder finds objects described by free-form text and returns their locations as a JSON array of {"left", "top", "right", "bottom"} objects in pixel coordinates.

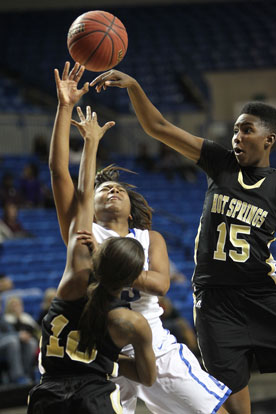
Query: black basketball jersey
[
  {"left": 40, "top": 296, "right": 129, "bottom": 377},
  {"left": 192, "top": 139, "right": 276, "bottom": 287}
]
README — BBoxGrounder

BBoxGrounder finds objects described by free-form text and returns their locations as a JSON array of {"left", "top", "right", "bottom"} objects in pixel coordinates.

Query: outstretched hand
[
  {"left": 71, "top": 106, "right": 115, "bottom": 142},
  {"left": 54, "top": 61, "right": 89, "bottom": 106},
  {"left": 90, "top": 70, "right": 136, "bottom": 93}
]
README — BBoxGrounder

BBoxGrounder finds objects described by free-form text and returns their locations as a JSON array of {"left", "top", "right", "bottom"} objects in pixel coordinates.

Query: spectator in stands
[
  {"left": 135, "top": 142, "right": 155, "bottom": 171},
  {"left": 32, "top": 134, "right": 49, "bottom": 163},
  {"left": 0, "top": 273, "right": 13, "bottom": 293},
  {"left": 4, "top": 295, "right": 40, "bottom": 381},
  {"left": 159, "top": 296, "right": 199, "bottom": 356},
  {"left": 19, "top": 162, "right": 43, "bottom": 207},
  {"left": 37, "top": 287, "right": 57, "bottom": 326},
  {"left": 169, "top": 259, "right": 186, "bottom": 283},
  {"left": 0, "top": 200, "right": 33, "bottom": 242},
  {"left": 0, "top": 299, "right": 29, "bottom": 385},
  {"left": 0, "top": 172, "right": 21, "bottom": 207},
  {"left": 157, "top": 143, "right": 198, "bottom": 182},
  {"left": 69, "top": 136, "right": 83, "bottom": 165},
  {"left": 18, "top": 163, "right": 54, "bottom": 209}
]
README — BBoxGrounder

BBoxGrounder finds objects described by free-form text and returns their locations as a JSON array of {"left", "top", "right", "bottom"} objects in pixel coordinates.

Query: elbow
[
  {"left": 147, "top": 280, "right": 170, "bottom": 297},
  {"left": 143, "top": 377, "right": 156, "bottom": 387},
  {"left": 48, "top": 159, "right": 56, "bottom": 175},
  {"left": 157, "top": 278, "right": 170, "bottom": 297},
  {"left": 159, "top": 284, "right": 170, "bottom": 297},
  {"left": 141, "top": 370, "right": 157, "bottom": 387},
  {"left": 144, "top": 118, "right": 168, "bottom": 139}
]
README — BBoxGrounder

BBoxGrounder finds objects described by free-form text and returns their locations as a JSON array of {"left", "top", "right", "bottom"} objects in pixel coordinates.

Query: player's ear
[{"left": 265, "top": 133, "right": 276, "bottom": 149}]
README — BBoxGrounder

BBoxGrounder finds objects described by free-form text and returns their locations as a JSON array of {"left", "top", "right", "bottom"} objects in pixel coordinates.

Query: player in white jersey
[{"left": 49, "top": 61, "right": 231, "bottom": 414}]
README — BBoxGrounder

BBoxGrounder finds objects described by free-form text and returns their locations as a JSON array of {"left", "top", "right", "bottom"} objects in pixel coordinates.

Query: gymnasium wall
[{"left": 0, "top": 0, "right": 250, "bottom": 12}]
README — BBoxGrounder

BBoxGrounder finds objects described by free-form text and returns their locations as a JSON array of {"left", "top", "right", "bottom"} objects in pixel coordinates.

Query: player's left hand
[
  {"left": 54, "top": 61, "right": 89, "bottom": 106},
  {"left": 76, "top": 230, "right": 98, "bottom": 253}
]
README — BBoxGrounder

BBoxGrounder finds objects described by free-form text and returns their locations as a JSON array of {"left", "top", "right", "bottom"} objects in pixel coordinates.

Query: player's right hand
[{"left": 90, "top": 70, "right": 136, "bottom": 92}]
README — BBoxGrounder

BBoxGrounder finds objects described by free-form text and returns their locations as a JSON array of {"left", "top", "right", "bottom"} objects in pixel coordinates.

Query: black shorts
[
  {"left": 27, "top": 374, "right": 121, "bottom": 414},
  {"left": 193, "top": 285, "right": 276, "bottom": 393}
]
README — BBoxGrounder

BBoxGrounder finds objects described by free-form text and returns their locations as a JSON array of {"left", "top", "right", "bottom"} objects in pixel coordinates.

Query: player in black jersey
[
  {"left": 90, "top": 70, "right": 276, "bottom": 414},
  {"left": 27, "top": 63, "right": 156, "bottom": 414}
]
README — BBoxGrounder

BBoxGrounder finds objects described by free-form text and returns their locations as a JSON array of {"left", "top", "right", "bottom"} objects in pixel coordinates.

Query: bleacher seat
[{"left": 1, "top": 1, "right": 276, "bottom": 114}]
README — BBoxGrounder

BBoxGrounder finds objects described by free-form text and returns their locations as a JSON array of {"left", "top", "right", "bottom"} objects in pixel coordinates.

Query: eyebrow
[
  {"left": 100, "top": 183, "right": 125, "bottom": 190},
  {"left": 234, "top": 121, "right": 254, "bottom": 128}
]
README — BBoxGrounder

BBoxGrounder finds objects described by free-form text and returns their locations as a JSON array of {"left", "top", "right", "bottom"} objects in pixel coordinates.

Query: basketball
[{"left": 67, "top": 10, "right": 128, "bottom": 72}]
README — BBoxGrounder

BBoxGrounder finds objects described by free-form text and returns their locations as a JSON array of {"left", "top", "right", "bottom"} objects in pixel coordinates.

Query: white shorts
[{"left": 115, "top": 343, "right": 231, "bottom": 414}]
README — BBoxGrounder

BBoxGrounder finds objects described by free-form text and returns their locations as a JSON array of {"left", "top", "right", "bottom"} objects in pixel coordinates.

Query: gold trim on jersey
[
  {"left": 110, "top": 384, "right": 123, "bottom": 414},
  {"left": 194, "top": 219, "right": 202, "bottom": 265},
  {"left": 238, "top": 170, "right": 266, "bottom": 190},
  {"left": 111, "top": 361, "right": 119, "bottom": 377},
  {"left": 266, "top": 237, "right": 276, "bottom": 284}
]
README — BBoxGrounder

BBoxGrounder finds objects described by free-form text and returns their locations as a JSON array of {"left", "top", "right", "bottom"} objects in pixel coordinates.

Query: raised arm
[
  {"left": 57, "top": 107, "right": 115, "bottom": 300},
  {"left": 90, "top": 70, "right": 204, "bottom": 162},
  {"left": 49, "top": 62, "right": 89, "bottom": 246},
  {"left": 132, "top": 230, "right": 170, "bottom": 296}
]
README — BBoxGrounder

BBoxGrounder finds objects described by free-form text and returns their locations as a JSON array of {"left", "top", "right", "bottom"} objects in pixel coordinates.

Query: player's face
[
  {"left": 232, "top": 114, "right": 271, "bottom": 167},
  {"left": 94, "top": 181, "right": 131, "bottom": 221}
]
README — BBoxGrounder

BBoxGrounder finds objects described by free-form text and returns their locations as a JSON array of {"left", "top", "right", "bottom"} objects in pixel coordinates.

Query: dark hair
[
  {"left": 240, "top": 102, "right": 276, "bottom": 134},
  {"left": 94, "top": 164, "right": 153, "bottom": 230},
  {"left": 78, "top": 237, "right": 145, "bottom": 354}
]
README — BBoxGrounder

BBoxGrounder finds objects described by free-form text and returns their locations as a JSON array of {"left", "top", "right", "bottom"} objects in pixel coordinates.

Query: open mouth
[{"left": 234, "top": 147, "right": 243, "bottom": 155}]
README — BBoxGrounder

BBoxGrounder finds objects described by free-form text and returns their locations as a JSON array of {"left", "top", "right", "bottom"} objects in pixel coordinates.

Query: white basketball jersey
[{"left": 92, "top": 223, "right": 175, "bottom": 356}]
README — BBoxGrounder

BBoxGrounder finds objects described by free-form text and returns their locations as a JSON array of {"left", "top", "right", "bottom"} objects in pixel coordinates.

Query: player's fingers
[
  {"left": 105, "top": 80, "right": 121, "bottom": 88},
  {"left": 71, "top": 119, "right": 80, "bottom": 127},
  {"left": 103, "top": 121, "right": 115, "bottom": 132},
  {"left": 90, "top": 71, "right": 112, "bottom": 86},
  {"left": 90, "top": 74, "right": 104, "bottom": 86},
  {"left": 54, "top": 69, "right": 61, "bottom": 84},
  {"left": 69, "top": 62, "right": 80, "bottom": 79},
  {"left": 95, "top": 84, "right": 103, "bottom": 93},
  {"left": 76, "top": 234, "right": 91, "bottom": 239},
  {"left": 75, "top": 65, "right": 85, "bottom": 81},
  {"left": 86, "top": 106, "right": 92, "bottom": 120},
  {"left": 77, "top": 230, "right": 92, "bottom": 235},
  {"left": 81, "top": 82, "right": 90, "bottom": 94},
  {"left": 77, "top": 106, "right": 85, "bottom": 121},
  {"left": 62, "top": 61, "right": 70, "bottom": 80}
]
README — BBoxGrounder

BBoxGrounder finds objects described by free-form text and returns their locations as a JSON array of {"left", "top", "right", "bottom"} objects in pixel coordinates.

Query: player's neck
[{"left": 97, "top": 218, "right": 130, "bottom": 237}]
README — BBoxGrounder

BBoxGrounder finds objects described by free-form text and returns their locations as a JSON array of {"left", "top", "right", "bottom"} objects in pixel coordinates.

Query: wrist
[
  {"left": 58, "top": 102, "right": 74, "bottom": 111},
  {"left": 127, "top": 78, "right": 139, "bottom": 91}
]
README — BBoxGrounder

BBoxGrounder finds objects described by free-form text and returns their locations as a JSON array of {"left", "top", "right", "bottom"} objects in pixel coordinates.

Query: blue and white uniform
[{"left": 93, "top": 223, "right": 231, "bottom": 414}]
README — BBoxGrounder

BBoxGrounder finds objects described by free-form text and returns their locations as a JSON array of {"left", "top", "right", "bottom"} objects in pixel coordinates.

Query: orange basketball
[{"left": 67, "top": 10, "right": 128, "bottom": 72}]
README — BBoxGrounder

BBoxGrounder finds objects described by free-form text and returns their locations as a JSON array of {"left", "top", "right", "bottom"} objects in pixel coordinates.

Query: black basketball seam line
[
  {"left": 98, "top": 11, "right": 116, "bottom": 25},
  {"left": 83, "top": 18, "right": 116, "bottom": 68},
  {"left": 69, "top": 30, "right": 110, "bottom": 49},
  {"left": 87, "top": 38, "right": 115, "bottom": 70},
  {"left": 69, "top": 29, "right": 127, "bottom": 51},
  {"left": 81, "top": 15, "right": 113, "bottom": 25},
  {"left": 80, "top": 17, "right": 126, "bottom": 32}
]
